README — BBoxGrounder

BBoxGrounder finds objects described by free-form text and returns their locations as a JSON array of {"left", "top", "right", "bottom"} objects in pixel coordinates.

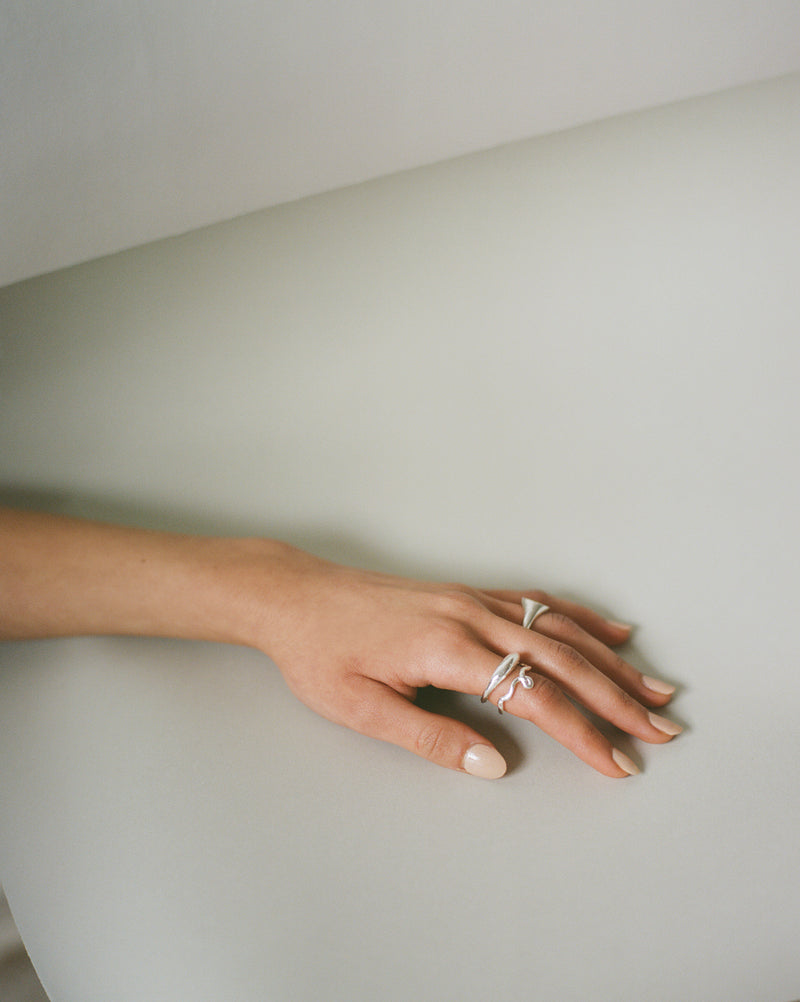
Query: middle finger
[{"left": 531, "top": 610, "right": 674, "bottom": 707}]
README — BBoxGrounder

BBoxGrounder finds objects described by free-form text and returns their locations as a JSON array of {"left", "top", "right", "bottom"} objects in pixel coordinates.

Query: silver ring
[
  {"left": 497, "top": 665, "right": 534, "bottom": 714},
  {"left": 480, "top": 653, "right": 520, "bottom": 703},
  {"left": 522, "top": 597, "right": 550, "bottom": 629}
]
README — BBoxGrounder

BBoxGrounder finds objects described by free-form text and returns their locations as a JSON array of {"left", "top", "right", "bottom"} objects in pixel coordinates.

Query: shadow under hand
[{"left": 415, "top": 686, "right": 525, "bottom": 774}]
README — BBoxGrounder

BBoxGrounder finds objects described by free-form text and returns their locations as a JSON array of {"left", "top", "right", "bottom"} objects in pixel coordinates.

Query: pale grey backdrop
[{"left": 1, "top": 75, "right": 799, "bottom": 1001}]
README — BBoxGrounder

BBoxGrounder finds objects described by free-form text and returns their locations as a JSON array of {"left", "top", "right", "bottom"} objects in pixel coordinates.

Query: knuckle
[
  {"left": 573, "top": 716, "right": 601, "bottom": 754},
  {"left": 553, "top": 641, "right": 586, "bottom": 674},
  {"left": 547, "top": 612, "right": 574, "bottom": 633},
  {"left": 427, "top": 619, "right": 473, "bottom": 657},
  {"left": 615, "top": 688, "right": 640, "bottom": 714},
  {"left": 527, "top": 675, "right": 562, "bottom": 710},
  {"left": 447, "top": 626, "right": 474, "bottom": 660},
  {"left": 613, "top": 652, "right": 632, "bottom": 676},
  {"left": 413, "top": 721, "right": 451, "bottom": 762},
  {"left": 435, "top": 587, "right": 480, "bottom": 621}
]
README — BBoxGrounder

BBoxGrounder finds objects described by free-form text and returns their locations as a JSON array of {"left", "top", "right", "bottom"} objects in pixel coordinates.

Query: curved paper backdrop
[{"left": 3, "top": 0, "right": 800, "bottom": 287}]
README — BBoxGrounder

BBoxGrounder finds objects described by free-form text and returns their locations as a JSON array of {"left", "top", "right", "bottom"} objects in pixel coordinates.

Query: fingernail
[
  {"left": 462, "top": 744, "right": 507, "bottom": 779},
  {"left": 608, "top": 620, "right": 633, "bottom": 632},
  {"left": 642, "top": 675, "right": 676, "bottom": 696},
  {"left": 648, "top": 711, "right": 683, "bottom": 736},
  {"left": 611, "top": 748, "right": 640, "bottom": 776}
]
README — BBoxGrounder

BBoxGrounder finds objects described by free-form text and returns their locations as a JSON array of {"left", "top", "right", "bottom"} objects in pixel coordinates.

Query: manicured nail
[
  {"left": 611, "top": 748, "right": 640, "bottom": 776},
  {"left": 608, "top": 620, "right": 633, "bottom": 632},
  {"left": 648, "top": 711, "right": 683, "bottom": 736},
  {"left": 642, "top": 675, "right": 676, "bottom": 696},
  {"left": 462, "top": 744, "right": 507, "bottom": 779}
]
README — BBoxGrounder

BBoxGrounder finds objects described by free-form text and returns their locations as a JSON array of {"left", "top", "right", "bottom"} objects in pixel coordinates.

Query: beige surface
[{"left": 1, "top": 76, "right": 799, "bottom": 1001}]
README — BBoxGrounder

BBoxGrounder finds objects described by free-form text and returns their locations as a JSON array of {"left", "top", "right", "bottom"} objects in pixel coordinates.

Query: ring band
[
  {"left": 480, "top": 601, "right": 546, "bottom": 713},
  {"left": 497, "top": 665, "right": 534, "bottom": 714},
  {"left": 522, "top": 597, "right": 550, "bottom": 629},
  {"left": 481, "top": 653, "right": 520, "bottom": 703}
]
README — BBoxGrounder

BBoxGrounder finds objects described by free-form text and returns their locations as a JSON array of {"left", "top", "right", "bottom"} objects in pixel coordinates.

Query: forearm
[
  {"left": 0, "top": 508, "right": 278, "bottom": 646},
  {"left": 0, "top": 509, "right": 680, "bottom": 778}
]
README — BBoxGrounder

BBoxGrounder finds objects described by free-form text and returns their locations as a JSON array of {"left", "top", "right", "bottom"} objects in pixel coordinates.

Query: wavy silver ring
[
  {"left": 480, "top": 653, "right": 520, "bottom": 703},
  {"left": 497, "top": 665, "right": 534, "bottom": 714},
  {"left": 522, "top": 597, "right": 550, "bottom": 629}
]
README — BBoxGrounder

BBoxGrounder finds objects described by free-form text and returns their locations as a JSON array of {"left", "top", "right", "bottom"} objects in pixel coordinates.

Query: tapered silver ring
[
  {"left": 522, "top": 597, "right": 550, "bottom": 629},
  {"left": 480, "top": 653, "right": 520, "bottom": 703}
]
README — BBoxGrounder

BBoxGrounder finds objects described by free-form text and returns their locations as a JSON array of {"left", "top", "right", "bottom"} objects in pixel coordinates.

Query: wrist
[{"left": 202, "top": 535, "right": 303, "bottom": 653}]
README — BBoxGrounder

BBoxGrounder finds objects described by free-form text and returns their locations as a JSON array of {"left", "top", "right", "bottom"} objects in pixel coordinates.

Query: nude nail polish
[
  {"left": 608, "top": 620, "right": 633, "bottom": 632},
  {"left": 642, "top": 675, "right": 676, "bottom": 696},
  {"left": 462, "top": 745, "right": 507, "bottom": 779},
  {"left": 611, "top": 748, "right": 640, "bottom": 776},
  {"left": 648, "top": 711, "right": 683, "bottom": 736}
]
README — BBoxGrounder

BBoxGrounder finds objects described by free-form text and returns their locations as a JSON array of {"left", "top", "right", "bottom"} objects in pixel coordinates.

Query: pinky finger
[{"left": 482, "top": 588, "right": 632, "bottom": 646}]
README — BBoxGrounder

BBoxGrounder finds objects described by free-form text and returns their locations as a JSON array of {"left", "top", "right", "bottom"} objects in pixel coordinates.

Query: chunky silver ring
[
  {"left": 497, "top": 665, "right": 534, "bottom": 714},
  {"left": 480, "top": 653, "right": 520, "bottom": 703},
  {"left": 522, "top": 597, "right": 550, "bottom": 629}
]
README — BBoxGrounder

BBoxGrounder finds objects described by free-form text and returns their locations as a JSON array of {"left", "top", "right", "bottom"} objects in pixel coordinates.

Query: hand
[
  {"left": 0, "top": 510, "right": 680, "bottom": 780},
  {"left": 244, "top": 543, "right": 681, "bottom": 779}
]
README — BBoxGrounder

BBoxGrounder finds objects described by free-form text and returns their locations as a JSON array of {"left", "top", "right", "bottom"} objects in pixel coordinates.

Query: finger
[
  {"left": 481, "top": 660, "right": 639, "bottom": 778},
  {"left": 481, "top": 588, "right": 633, "bottom": 646},
  {"left": 527, "top": 612, "right": 675, "bottom": 707},
  {"left": 346, "top": 677, "right": 507, "bottom": 779}
]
